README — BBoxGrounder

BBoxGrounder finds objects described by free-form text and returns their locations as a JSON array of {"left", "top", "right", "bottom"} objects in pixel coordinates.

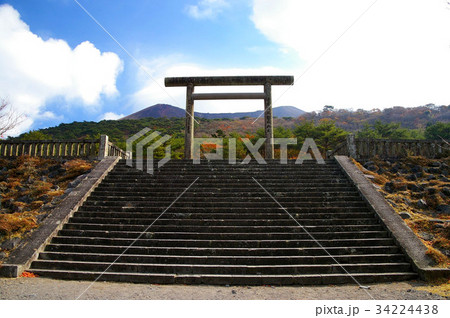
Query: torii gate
[{"left": 164, "top": 75, "right": 294, "bottom": 159}]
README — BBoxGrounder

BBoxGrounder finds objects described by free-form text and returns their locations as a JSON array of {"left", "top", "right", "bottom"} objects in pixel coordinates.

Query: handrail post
[
  {"left": 98, "top": 135, "right": 109, "bottom": 160},
  {"left": 347, "top": 134, "right": 357, "bottom": 158}
]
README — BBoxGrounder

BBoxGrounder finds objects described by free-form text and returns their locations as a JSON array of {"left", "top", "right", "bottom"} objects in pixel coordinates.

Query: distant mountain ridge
[{"left": 121, "top": 104, "right": 305, "bottom": 120}]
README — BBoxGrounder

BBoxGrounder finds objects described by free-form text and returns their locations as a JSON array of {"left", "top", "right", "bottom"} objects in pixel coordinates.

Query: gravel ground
[{"left": 0, "top": 277, "right": 447, "bottom": 300}]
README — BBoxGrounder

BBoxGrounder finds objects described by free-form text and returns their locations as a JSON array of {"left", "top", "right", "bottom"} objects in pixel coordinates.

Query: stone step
[
  {"left": 88, "top": 197, "right": 361, "bottom": 205},
  {"left": 38, "top": 251, "right": 406, "bottom": 265},
  {"left": 103, "top": 179, "right": 349, "bottom": 184},
  {"left": 67, "top": 217, "right": 378, "bottom": 226},
  {"left": 95, "top": 184, "right": 353, "bottom": 190},
  {"left": 123, "top": 173, "right": 345, "bottom": 178},
  {"left": 50, "top": 236, "right": 396, "bottom": 248},
  {"left": 76, "top": 206, "right": 371, "bottom": 214},
  {"left": 123, "top": 171, "right": 342, "bottom": 175},
  {"left": 45, "top": 243, "right": 402, "bottom": 256},
  {"left": 63, "top": 223, "right": 384, "bottom": 233},
  {"left": 27, "top": 269, "right": 418, "bottom": 285},
  {"left": 105, "top": 173, "right": 348, "bottom": 178},
  {"left": 114, "top": 162, "right": 339, "bottom": 166},
  {"left": 80, "top": 203, "right": 368, "bottom": 209},
  {"left": 73, "top": 211, "right": 374, "bottom": 220},
  {"left": 110, "top": 166, "right": 344, "bottom": 171},
  {"left": 100, "top": 178, "right": 352, "bottom": 184},
  {"left": 114, "top": 161, "right": 338, "bottom": 166},
  {"left": 85, "top": 195, "right": 363, "bottom": 203},
  {"left": 57, "top": 229, "right": 388, "bottom": 240},
  {"left": 119, "top": 169, "right": 344, "bottom": 175},
  {"left": 110, "top": 165, "right": 343, "bottom": 170},
  {"left": 116, "top": 159, "right": 336, "bottom": 165},
  {"left": 143, "top": 168, "right": 341, "bottom": 172},
  {"left": 90, "top": 190, "right": 360, "bottom": 197},
  {"left": 116, "top": 171, "right": 343, "bottom": 176},
  {"left": 93, "top": 187, "right": 358, "bottom": 195},
  {"left": 30, "top": 259, "right": 412, "bottom": 275}
]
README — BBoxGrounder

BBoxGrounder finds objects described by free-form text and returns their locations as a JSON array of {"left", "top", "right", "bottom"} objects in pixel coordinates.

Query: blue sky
[{"left": 0, "top": 0, "right": 449, "bottom": 136}]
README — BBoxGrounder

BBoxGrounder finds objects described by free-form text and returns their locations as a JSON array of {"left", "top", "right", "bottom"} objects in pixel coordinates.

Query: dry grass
[
  {"left": 354, "top": 156, "right": 450, "bottom": 268},
  {"left": 351, "top": 159, "right": 388, "bottom": 185},
  {"left": 416, "top": 278, "right": 450, "bottom": 298},
  {"left": 0, "top": 156, "right": 95, "bottom": 246},
  {"left": 57, "top": 159, "right": 93, "bottom": 182},
  {"left": 425, "top": 247, "right": 449, "bottom": 267},
  {"left": 0, "top": 212, "right": 37, "bottom": 239},
  {"left": 47, "top": 189, "right": 65, "bottom": 197}
]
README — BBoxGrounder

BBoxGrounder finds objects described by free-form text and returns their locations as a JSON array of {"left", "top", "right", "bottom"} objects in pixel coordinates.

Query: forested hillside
[{"left": 301, "top": 105, "right": 449, "bottom": 131}]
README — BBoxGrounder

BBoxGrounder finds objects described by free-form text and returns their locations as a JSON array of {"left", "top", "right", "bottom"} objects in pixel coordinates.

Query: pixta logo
[
  {"left": 194, "top": 137, "right": 324, "bottom": 165},
  {"left": 126, "top": 128, "right": 171, "bottom": 175},
  {"left": 127, "top": 128, "right": 325, "bottom": 175}
]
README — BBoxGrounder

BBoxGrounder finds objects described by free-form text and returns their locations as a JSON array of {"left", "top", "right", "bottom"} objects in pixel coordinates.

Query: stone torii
[{"left": 164, "top": 75, "right": 294, "bottom": 159}]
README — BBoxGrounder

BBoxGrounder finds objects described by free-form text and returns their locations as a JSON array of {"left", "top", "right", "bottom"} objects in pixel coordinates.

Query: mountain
[
  {"left": 121, "top": 104, "right": 185, "bottom": 119},
  {"left": 121, "top": 104, "right": 305, "bottom": 120},
  {"left": 273, "top": 106, "right": 306, "bottom": 118}
]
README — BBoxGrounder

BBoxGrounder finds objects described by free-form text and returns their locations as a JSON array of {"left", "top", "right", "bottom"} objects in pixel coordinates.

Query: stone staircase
[{"left": 28, "top": 159, "right": 418, "bottom": 284}]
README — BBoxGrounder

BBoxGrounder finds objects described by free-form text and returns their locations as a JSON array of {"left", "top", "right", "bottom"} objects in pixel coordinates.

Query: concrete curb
[
  {"left": 0, "top": 156, "right": 120, "bottom": 277},
  {"left": 334, "top": 155, "right": 450, "bottom": 281}
]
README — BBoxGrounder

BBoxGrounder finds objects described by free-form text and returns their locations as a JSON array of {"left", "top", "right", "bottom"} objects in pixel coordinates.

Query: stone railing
[
  {"left": 107, "top": 141, "right": 128, "bottom": 158},
  {"left": 328, "top": 134, "right": 449, "bottom": 159},
  {"left": 0, "top": 135, "right": 128, "bottom": 160}
]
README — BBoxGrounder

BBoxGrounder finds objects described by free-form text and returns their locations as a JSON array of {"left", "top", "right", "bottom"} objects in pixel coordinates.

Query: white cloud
[
  {"left": 0, "top": 4, "right": 123, "bottom": 135},
  {"left": 135, "top": 0, "right": 450, "bottom": 116},
  {"left": 100, "top": 112, "right": 125, "bottom": 121},
  {"left": 36, "top": 111, "right": 62, "bottom": 121},
  {"left": 186, "top": 0, "right": 229, "bottom": 19},
  {"left": 251, "top": 0, "right": 450, "bottom": 111}
]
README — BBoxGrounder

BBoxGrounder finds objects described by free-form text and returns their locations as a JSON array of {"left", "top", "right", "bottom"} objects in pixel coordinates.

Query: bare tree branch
[{"left": 0, "top": 98, "right": 24, "bottom": 137}]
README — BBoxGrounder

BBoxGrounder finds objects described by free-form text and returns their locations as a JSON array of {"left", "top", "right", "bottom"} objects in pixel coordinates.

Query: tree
[
  {"left": 357, "top": 123, "right": 381, "bottom": 139},
  {"left": 273, "top": 126, "right": 293, "bottom": 138},
  {"left": 425, "top": 122, "right": 450, "bottom": 140},
  {"left": 0, "top": 99, "right": 23, "bottom": 137},
  {"left": 293, "top": 119, "right": 348, "bottom": 154},
  {"left": 211, "top": 129, "right": 226, "bottom": 138},
  {"left": 322, "top": 105, "right": 334, "bottom": 113},
  {"left": 356, "top": 120, "right": 424, "bottom": 139},
  {"left": 18, "top": 130, "right": 52, "bottom": 140}
]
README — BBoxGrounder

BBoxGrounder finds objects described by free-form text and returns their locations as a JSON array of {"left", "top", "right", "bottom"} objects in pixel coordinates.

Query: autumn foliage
[{"left": 20, "top": 271, "right": 38, "bottom": 278}]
